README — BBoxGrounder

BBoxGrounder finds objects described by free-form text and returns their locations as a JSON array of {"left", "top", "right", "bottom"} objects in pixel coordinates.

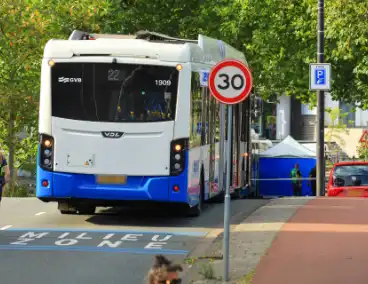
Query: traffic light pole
[{"left": 316, "top": 0, "right": 325, "bottom": 196}]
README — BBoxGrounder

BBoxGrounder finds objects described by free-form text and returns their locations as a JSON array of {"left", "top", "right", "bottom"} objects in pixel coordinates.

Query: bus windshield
[{"left": 51, "top": 62, "right": 179, "bottom": 122}]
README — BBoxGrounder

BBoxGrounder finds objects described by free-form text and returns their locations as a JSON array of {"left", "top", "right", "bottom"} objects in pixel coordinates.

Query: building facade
[
  {"left": 250, "top": 93, "right": 368, "bottom": 158},
  {"left": 251, "top": 93, "right": 368, "bottom": 141}
]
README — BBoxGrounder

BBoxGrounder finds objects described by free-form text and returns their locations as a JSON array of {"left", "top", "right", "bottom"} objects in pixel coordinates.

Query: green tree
[
  {"left": 195, "top": 0, "right": 367, "bottom": 106},
  {"left": 37, "top": 0, "right": 368, "bottom": 108},
  {"left": 1, "top": 0, "right": 367, "bottom": 196},
  {"left": 356, "top": 141, "right": 368, "bottom": 161},
  {"left": 0, "top": 0, "right": 116, "bottom": 193},
  {"left": 0, "top": 1, "right": 47, "bottom": 192},
  {"left": 325, "top": 0, "right": 368, "bottom": 107},
  {"left": 37, "top": 0, "right": 116, "bottom": 37}
]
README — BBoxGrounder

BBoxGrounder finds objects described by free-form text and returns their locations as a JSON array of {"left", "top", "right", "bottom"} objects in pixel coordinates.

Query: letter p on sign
[{"left": 315, "top": 69, "right": 325, "bottom": 85}]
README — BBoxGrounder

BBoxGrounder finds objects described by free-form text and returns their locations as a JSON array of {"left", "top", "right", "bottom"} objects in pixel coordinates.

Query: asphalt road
[{"left": 0, "top": 197, "right": 269, "bottom": 284}]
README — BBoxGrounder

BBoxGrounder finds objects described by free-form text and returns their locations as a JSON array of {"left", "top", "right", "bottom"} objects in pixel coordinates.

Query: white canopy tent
[
  {"left": 300, "top": 143, "right": 316, "bottom": 154},
  {"left": 259, "top": 135, "right": 316, "bottom": 158}
]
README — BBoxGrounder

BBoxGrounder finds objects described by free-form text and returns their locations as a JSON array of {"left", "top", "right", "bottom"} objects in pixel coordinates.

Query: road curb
[
  {"left": 182, "top": 197, "right": 313, "bottom": 283},
  {"left": 181, "top": 198, "right": 273, "bottom": 281}
]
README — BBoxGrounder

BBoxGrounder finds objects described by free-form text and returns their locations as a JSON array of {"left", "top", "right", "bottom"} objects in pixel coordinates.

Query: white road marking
[
  {"left": 35, "top": 212, "right": 46, "bottom": 216},
  {"left": 0, "top": 225, "right": 12, "bottom": 230}
]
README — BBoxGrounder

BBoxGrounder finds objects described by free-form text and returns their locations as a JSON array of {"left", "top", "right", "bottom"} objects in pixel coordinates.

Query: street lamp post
[{"left": 316, "top": 0, "right": 325, "bottom": 196}]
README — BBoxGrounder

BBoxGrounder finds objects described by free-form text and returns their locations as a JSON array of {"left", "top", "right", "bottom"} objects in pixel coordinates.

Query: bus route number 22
[{"left": 108, "top": 69, "right": 121, "bottom": 81}]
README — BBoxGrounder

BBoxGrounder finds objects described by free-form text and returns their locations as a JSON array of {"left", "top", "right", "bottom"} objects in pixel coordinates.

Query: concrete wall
[
  {"left": 324, "top": 93, "right": 367, "bottom": 157},
  {"left": 355, "top": 109, "right": 368, "bottom": 127},
  {"left": 300, "top": 102, "right": 317, "bottom": 141},
  {"left": 271, "top": 94, "right": 368, "bottom": 154},
  {"left": 325, "top": 127, "right": 366, "bottom": 158},
  {"left": 276, "top": 95, "right": 291, "bottom": 140},
  {"left": 325, "top": 93, "right": 368, "bottom": 127},
  {"left": 325, "top": 93, "right": 339, "bottom": 125}
]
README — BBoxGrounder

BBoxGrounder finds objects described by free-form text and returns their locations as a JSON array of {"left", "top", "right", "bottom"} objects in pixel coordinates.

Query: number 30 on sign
[{"left": 208, "top": 59, "right": 253, "bottom": 105}]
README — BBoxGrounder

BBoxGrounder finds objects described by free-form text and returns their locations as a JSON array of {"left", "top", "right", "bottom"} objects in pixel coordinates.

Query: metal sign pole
[
  {"left": 219, "top": 105, "right": 226, "bottom": 192},
  {"left": 316, "top": 0, "right": 325, "bottom": 196},
  {"left": 208, "top": 58, "right": 253, "bottom": 282},
  {"left": 223, "top": 104, "right": 232, "bottom": 281},
  {"left": 218, "top": 41, "right": 226, "bottom": 194},
  {"left": 310, "top": 2, "right": 329, "bottom": 197}
]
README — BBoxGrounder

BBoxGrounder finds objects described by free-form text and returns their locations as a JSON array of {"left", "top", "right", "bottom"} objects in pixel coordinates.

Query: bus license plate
[{"left": 96, "top": 175, "right": 127, "bottom": 184}]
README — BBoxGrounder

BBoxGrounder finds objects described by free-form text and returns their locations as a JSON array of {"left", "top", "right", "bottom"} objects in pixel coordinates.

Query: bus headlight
[
  {"left": 170, "top": 138, "right": 188, "bottom": 176},
  {"left": 48, "top": 60, "right": 55, "bottom": 67},
  {"left": 44, "top": 139, "right": 52, "bottom": 148},
  {"left": 39, "top": 134, "right": 54, "bottom": 171}
]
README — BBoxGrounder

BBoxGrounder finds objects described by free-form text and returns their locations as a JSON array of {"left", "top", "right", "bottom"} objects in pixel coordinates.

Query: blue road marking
[
  {"left": 0, "top": 245, "right": 188, "bottom": 255},
  {"left": 0, "top": 228, "right": 205, "bottom": 255},
  {"left": 4, "top": 228, "right": 207, "bottom": 237}
]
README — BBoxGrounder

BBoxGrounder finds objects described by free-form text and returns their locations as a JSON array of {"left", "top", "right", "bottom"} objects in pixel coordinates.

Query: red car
[{"left": 327, "top": 161, "right": 368, "bottom": 197}]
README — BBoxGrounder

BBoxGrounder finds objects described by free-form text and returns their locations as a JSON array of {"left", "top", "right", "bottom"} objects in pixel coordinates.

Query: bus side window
[
  {"left": 190, "top": 72, "right": 201, "bottom": 148},
  {"left": 215, "top": 100, "right": 220, "bottom": 142}
]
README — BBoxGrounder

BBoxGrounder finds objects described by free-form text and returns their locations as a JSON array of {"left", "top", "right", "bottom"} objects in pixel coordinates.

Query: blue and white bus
[{"left": 36, "top": 30, "right": 253, "bottom": 216}]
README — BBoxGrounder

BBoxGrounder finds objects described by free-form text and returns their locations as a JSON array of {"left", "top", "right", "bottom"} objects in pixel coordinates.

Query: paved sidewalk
[
  {"left": 185, "top": 197, "right": 311, "bottom": 283},
  {"left": 251, "top": 197, "right": 368, "bottom": 284}
]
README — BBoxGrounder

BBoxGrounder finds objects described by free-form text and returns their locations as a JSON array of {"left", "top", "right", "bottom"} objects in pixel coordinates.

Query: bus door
[
  {"left": 225, "top": 105, "right": 238, "bottom": 190},
  {"left": 208, "top": 92, "right": 217, "bottom": 198},
  {"left": 235, "top": 104, "right": 242, "bottom": 188},
  {"left": 232, "top": 104, "right": 241, "bottom": 188}
]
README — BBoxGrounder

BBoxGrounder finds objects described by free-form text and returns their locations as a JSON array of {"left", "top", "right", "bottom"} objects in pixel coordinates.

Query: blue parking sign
[
  {"left": 310, "top": 63, "right": 331, "bottom": 91},
  {"left": 315, "top": 69, "right": 325, "bottom": 85}
]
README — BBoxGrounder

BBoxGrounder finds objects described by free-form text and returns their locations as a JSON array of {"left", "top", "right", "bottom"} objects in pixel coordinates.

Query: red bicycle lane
[{"left": 251, "top": 197, "right": 368, "bottom": 284}]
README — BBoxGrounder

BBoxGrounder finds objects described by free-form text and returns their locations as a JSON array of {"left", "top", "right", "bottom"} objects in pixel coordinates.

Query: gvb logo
[{"left": 58, "top": 77, "right": 82, "bottom": 83}]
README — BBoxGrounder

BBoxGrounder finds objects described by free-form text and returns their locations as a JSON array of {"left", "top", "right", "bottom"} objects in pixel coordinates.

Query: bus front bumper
[{"left": 36, "top": 166, "right": 189, "bottom": 204}]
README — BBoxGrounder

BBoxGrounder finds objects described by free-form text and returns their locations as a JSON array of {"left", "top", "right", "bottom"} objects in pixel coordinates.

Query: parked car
[{"left": 327, "top": 161, "right": 368, "bottom": 197}]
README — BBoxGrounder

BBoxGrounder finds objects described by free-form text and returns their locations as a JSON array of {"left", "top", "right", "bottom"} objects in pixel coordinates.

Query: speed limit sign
[{"left": 208, "top": 59, "right": 253, "bottom": 104}]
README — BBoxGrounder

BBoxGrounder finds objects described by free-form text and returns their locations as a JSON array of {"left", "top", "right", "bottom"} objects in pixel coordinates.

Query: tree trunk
[{"left": 7, "top": 105, "right": 16, "bottom": 195}]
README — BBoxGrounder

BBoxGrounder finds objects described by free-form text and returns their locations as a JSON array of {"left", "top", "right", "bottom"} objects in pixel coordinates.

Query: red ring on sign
[{"left": 208, "top": 59, "right": 253, "bottom": 105}]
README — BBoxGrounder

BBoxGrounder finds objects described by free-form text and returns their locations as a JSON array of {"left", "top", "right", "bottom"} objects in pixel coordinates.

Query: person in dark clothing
[
  {"left": 290, "top": 163, "right": 302, "bottom": 196},
  {"left": 0, "top": 152, "right": 10, "bottom": 205},
  {"left": 309, "top": 166, "right": 317, "bottom": 196}
]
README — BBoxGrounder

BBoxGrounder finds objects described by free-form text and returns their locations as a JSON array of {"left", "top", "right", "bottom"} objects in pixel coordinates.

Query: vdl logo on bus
[{"left": 101, "top": 131, "right": 124, "bottom": 138}]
